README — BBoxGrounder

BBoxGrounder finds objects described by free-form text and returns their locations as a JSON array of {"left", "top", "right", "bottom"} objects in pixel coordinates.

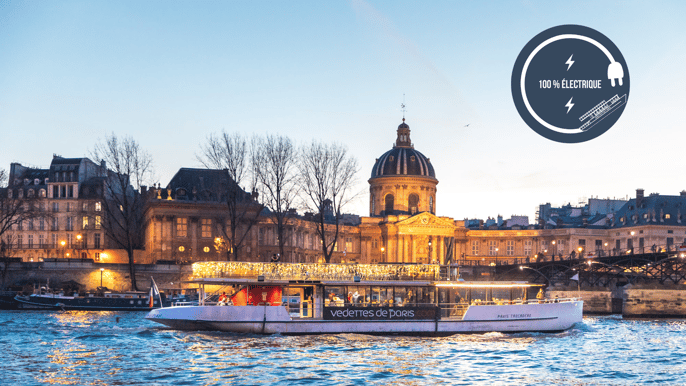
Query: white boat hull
[{"left": 146, "top": 300, "right": 583, "bottom": 335}]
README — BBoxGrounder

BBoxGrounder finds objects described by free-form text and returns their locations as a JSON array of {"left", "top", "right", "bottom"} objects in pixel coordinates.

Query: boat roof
[{"left": 184, "top": 278, "right": 541, "bottom": 288}]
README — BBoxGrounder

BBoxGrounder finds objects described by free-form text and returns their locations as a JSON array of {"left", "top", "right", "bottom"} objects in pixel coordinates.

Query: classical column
[
  {"left": 397, "top": 235, "right": 403, "bottom": 263},
  {"left": 438, "top": 236, "right": 445, "bottom": 265},
  {"left": 411, "top": 236, "right": 416, "bottom": 263}
]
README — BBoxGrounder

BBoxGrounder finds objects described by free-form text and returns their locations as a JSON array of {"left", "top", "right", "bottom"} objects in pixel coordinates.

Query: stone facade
[{"left": 3, "top": 156, "right": 122, "bottom": 263}]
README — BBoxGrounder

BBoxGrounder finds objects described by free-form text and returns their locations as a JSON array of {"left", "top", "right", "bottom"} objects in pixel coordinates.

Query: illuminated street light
[{"left": 100, "top": 268, "right": 104, "bottom": 287}]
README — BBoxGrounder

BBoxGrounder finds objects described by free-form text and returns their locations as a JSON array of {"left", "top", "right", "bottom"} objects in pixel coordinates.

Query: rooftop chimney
[{"left": 636, "top": 188, "right": 644, "bottom": 207}]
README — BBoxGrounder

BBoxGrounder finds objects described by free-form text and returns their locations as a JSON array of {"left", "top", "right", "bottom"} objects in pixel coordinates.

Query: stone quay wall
[
  {"left": 547, "top": 289, "right": 616, "bottom": 314},
  {"left": 622, "top": 287, "right": 686, "bottom": 317},
  {"left": 549, "top": 286, "right": 686, "bottom": 317},
  {"left": 1, "top": 260, "right": 193, "bottom": 293}
]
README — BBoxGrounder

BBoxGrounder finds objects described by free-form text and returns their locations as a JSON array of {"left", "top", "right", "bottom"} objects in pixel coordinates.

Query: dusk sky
[{"left": 2, "top": 1, "right": 685, "bottom": 221}]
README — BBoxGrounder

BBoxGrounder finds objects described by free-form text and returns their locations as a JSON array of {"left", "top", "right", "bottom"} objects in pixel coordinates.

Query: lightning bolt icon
[
  {"left": 565, "top": 97, "right": 574, "bottom": 114},
  {"left": 565, "top": 54, "right": 574, "bottom": 71}
]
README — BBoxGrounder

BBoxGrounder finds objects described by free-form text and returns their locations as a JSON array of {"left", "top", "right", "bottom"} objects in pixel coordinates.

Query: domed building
[
  {"left": 359, "top": 119, "right": 458, "bottom": 264},
  {"left": 369, "top": 119, "right": 438, "bottom": 216}
]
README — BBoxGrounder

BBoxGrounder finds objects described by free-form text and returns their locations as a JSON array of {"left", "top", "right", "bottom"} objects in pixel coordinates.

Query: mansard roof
[{"left": 612, "top": 194, "right": 686, "bottom": 228}]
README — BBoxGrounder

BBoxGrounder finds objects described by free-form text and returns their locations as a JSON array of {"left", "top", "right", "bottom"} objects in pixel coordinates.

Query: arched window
[
  {"left": 408, "top": 194, "right": 419, "bottom": 214},
  {"left": 385, "top": 194, "right": 394, "bottom": 214},
  {"left": 429, "top": 196, "right": 434, "bottom": 213}
]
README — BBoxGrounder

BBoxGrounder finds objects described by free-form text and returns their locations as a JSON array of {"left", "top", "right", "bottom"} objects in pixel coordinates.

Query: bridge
[{"left": 458, "top": 246, "right": 686, "bottom": 288}]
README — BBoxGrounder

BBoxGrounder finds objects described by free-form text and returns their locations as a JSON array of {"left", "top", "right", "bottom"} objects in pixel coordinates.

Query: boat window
[
  {"left": 471, "top": 288, "right": 489, "bottom": 304},
  {"left": 347, "top": 286, "right": 368, "bottom": 305},
  {"left": 325, "top": 286, "right": 346, "bottom": 307},
  {"left": 371, "top": 287, "right": 393, "bottom": 306},
  {"left": 492, "top": 288, "right": 511, "bottom": 305},
  {"left": 513, "top": 287, "right": 527, "bottom": 303},
  {"left": 415, "top": 287, "right": 434, "bottom": 305},
  {"left": 394, "top": 287, "right": 407, "bottom": 306}
]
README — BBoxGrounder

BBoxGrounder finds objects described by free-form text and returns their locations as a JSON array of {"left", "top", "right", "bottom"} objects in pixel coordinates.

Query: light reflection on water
[{"left": 1, "top": 311, "right": 686, "bottom": 385}]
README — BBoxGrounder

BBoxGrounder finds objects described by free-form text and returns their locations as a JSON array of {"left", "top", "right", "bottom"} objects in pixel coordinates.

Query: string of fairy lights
[{"left": 192, "top": 261, "right": 441, "bottom": 281}]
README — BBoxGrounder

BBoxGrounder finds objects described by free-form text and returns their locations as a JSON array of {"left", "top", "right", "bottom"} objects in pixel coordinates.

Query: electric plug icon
[{"left": 608, "top": 61, "right": 624, "bottom": 87}]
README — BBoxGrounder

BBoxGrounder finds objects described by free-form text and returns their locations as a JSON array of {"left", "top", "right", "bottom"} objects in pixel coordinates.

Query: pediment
[{"left": 395, "top": 212, "right": 455, "bottom": 228}]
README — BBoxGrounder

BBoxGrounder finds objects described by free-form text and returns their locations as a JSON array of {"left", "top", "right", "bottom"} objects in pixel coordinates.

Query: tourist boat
[
  {"left": 145, "top": 262, "right": 583, "bottom": 335},
  {"left": 14, "top": 278, "right": 165, "bottom": 311}
]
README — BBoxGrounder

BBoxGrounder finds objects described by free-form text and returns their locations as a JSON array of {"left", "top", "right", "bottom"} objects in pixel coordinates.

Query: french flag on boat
[{"left": 149, "top": 277, "right": 162, "bottom": 308}]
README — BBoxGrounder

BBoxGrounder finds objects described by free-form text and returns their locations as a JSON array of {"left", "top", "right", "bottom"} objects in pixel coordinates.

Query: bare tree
[
  {"left": 0, "top": 168, "right": 39, "bottom": 289},
  {"left": 253, "top": 134, "right": 298, "bottom": 262},
  {"left": 197, "top": 131, "right": 263, "bottom": 261},
  {"left": 91, "top": 134, "right": 153, "bottom": 291},
  {"left": 298, "top": 141, "right": 359, "bottom": 263}
]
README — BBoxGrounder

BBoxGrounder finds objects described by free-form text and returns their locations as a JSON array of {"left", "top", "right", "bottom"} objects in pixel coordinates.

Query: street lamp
[
  {"left": 76, "top": 234, "right": 83, "bottom": 258},
  {"left": 100, "top": 268, "right": 104, "bottom": 288},
  {"left": 60, "top": 240, "right": 66, "bottom": 259},
  {"left": 578, "top": 246, "right": 584, "bottom": 259},
  {"left": 495, "top": 247, "right": 499, "bottom": 266}
]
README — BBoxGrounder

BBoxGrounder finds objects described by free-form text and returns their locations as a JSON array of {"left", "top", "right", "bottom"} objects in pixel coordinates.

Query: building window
[
  {"left": 66, "top": 203, "right": 72, "bottom": 212},
  {"left": 524, "top": 240, "right": 532, "bottom": 256},
  {"left": 506, "top": 240, "right": 514, "bottom": 256},
  {"left": 51, "top": 234, "right": 57, "bottom": 247},
  {"left": 488, "top": 240, "right": 497, "bottom": 256},
  {"left": 53, "top": 202, "right": 59, "bottom": 212},
  {"left": 95, "top": 202, "right": 101, "bottom": 211},
  {"left": 17, "top": 235, "right": 22, "bottom": 248},
  {"left": 94, "top": 234, "right": 101, "bottom": 249},
  {"left": 67, "top": 234, "right": 73, "bottom": 248},
  {"left": 259, "top": 228, "right": 265, "bottom": 245},
  {"left": 28, "top": 220, "right": 34, "bottom": 231},
  {"left": 408, "top": 194, "right": 419, "bottom": 215},
  {"left": 39, "top": 218, "right": 45, "bottom": 231},
  {"left": 429, "top": 196, "right": 434, "bottom": 213},
  {"left": 346, "top": 237, "right": 353, "bottom": 253},
  {"left": 176, "top": 218, "right": 188, "bottom": 237},
  {"left": 66, "top": 217, "right": 73, "bottom": 231},
  {"left": 83, "top": 203, "right": 88, "bottom": 212},
  {"left": 95, "top": 216, "right": 101, "bottom": 230},
  {"left": 82, "top": 216, "right": 89, "bottom": 229},
  {"left": 39, "top": 235, "right": 45, "bottom": 248},
  {"left": 51, "top": 218, "right": 58, "bottom": 231},
  {"left": 201, "top": 219, "right": 212, "bottom": 238},
  {"left": 68, "top": 185, "right": 74, "bottom": 198},
  {"left": 94, "top": 252, "right": 100, "bottom": 262},
  {"left": 28, "top": 235, "right": 33, "bottom": 249},
  {"left": 385, "top": 194, "right": 394, "bottom": 213},
  {"left": 666, "top": 214, "right": 671, "bottom": 220},
  {"left": 471, "top": 240, "right": 479, "bottom": 255}
]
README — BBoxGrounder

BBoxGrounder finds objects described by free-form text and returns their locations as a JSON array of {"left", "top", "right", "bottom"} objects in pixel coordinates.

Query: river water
[{"left": 1, "top": 311, "right": 684, "bottom": 385}]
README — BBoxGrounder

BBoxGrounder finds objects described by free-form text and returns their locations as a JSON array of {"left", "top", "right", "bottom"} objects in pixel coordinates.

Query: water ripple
[{"left": 1, "top": 311, "right": 686, "bottom": 385}]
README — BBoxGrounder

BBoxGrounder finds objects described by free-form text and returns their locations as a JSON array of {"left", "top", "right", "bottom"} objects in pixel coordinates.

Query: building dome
[
  {"left": 368, "top": 119, "right": 439, "bottom": 217},
  {"left": 370, "top": 120, "right": 436, "bottom": 179}
]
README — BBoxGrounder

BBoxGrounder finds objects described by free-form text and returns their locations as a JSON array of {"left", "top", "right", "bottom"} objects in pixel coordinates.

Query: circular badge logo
[{"left": 512, "top": 25, "right": 630, "bottom": 143}]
